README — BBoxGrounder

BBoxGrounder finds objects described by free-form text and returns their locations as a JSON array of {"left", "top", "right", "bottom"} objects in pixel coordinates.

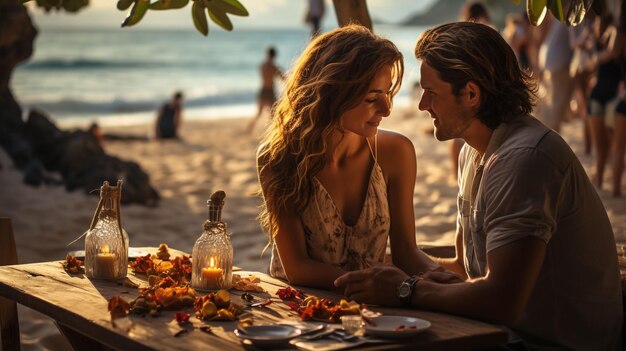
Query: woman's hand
[{"left": 419, "top": 266, "right": 465, "bottom": 284}]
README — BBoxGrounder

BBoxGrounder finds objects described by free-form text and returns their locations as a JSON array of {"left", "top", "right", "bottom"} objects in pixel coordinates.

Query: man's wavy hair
[
  {"left": 414, "top": 22, "right": 537, "bottom": 130},
  {"left": 257, "top": 24, "right": 403, "bottom": 244}
]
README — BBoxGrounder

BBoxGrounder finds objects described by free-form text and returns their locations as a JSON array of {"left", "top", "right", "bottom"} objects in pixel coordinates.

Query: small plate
[
  {"left": 364, "top": 316, "right": 430, "bottom": 339},
  {"left": 234, "top": 325, "right": 302, "bottom": 346}
]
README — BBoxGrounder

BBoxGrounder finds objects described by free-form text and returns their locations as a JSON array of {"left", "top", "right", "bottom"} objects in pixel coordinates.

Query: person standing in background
[
  {"left": 305, "top": 0, "right": 325, "bottom": 37},
  {"left": 156, "top": 91, "right": 183, "bottom": 139},
  {"left": 568, "top": 15, "right": 596, "bottom": 154},
  {"left": 586, "top": 13, "right": 620, "bottom": 190},
  {"left": 246, "top": 47, "right": 283, "bottom": 135},
  {"left": 536, "top": 15, "right": 573, "bottom": 132},
  {"left": 611, "top": 0, "right": 626, "bottom": 197}
]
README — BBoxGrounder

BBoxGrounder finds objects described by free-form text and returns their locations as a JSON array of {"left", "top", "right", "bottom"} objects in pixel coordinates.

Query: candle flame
[
  {"left": 101, "top": 245, "right": 110, "bottom": 254},
  {"left": 209, "top": 257, "right": 215, "bottom": 268}
]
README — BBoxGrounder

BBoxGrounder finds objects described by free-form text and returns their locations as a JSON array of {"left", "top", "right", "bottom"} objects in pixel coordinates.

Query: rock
[
  {"left": 18, "top": 109, "right": 160, "bottom": 206},
  {"left": 23, "top": 159, "right": 44, "bottom": 186}
]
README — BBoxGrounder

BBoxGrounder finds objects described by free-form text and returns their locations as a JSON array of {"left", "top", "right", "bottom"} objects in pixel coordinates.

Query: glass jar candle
[
  {"left": 85, "top": 180, "right": 129, "bottom": 280},
  {"left": 192, "top": 190, "right": 233, "bottom": 291}
]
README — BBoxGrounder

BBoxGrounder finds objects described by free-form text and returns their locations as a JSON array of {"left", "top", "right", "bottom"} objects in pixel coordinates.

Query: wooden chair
[{"left": 0, "top": 217, "right": 20, "bottom": 351}]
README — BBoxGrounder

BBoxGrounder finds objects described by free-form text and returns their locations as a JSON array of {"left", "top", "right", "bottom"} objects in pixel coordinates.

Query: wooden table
[{"left": 0, "top": 258, "right": 508, "bottom": 350}]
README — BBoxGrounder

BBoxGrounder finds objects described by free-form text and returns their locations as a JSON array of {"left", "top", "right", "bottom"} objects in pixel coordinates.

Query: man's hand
[{"left": 334, "top": 266, "right": 409, "bottom": 306}]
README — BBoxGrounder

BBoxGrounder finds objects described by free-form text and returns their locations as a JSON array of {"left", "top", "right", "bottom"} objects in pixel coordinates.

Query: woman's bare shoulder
[
  {"left": 374, "top": 129, "right": 416, "bottom": 175},
  {"left": 375, "top": 129, "right": 415, "bottom": 152}
]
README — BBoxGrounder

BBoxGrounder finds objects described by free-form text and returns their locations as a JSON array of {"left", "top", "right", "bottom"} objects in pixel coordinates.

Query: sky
[{"left": 27, "top": 0, "right": 437, "bottom": 30}]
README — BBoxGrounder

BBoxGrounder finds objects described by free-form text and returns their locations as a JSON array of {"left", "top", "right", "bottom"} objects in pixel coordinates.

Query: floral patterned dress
[{"left": 270, "top": 137, "right": 390, "bottom": 280}]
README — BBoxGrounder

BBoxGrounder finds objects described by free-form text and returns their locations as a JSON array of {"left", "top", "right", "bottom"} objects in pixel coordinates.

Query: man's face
[{"left": 418, "top": 61, "right": 474, "bottom": 141}]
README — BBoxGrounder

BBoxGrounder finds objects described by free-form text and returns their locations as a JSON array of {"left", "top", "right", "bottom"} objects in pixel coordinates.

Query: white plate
[
  {"left": 364, "top": 316, "right": 430, "bottom": 339},
  {"left": 234, "top": 325, "right": 302, "bottom": 346}
]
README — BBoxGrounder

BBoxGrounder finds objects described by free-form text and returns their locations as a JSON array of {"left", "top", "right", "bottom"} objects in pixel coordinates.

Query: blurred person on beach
[
  {"left": 335, "top": 22, "right": 622, "bottom": 350},
  {"left": 586, "top": 13, "right": 620, "bottom": 190},
  {"left": 257, "top": 25, "right": 428, "bottom": 289},
  {"left": 155, "top": 91, "right": 183, "bottom": 139},
  {"left": 536, "top": 16, "right": 573, "bottom": 132},
  {"left": 88, "top": 122, "right": 105, "bottom": 147},
  {"left": 245, "top": 46, "right": 283, "bottom": 135},
  {"left": 304, "top": 0, "right": 325, "bottom": 38},
  {"left": 611, "top": 0, "right": 626, "bottom": 197},
  {"left": 503, "top": 12, "right": 530, "bottom": 70},
  {"left": 568, "top": 15, "right": 596, "bottom": 155}
]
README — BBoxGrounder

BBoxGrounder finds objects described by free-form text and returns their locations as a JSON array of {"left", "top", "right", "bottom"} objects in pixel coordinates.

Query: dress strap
[{"left": 365, "top": 134, "right": 378, "bottom": 163}]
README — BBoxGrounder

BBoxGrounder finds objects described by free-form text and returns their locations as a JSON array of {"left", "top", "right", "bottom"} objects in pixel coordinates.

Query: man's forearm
[{"left": 411, "top": 278, "right": 521, "bottom": 325}]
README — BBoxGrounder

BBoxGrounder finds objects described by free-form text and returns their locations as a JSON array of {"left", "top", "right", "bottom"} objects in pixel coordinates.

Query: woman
[
  {"left": 586, "top": 13, "right": 620, "bottom": 190},
  {"left": 257, "top": 25, "right": 422, "bottom": 289},
  {"left": 612, "top": 1, "right": 626, "bottom": 197}
]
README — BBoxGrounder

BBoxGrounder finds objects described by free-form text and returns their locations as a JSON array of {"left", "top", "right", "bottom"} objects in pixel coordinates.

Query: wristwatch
[{"left": 397, "top": 277, "right": 417, "bottom": 306}]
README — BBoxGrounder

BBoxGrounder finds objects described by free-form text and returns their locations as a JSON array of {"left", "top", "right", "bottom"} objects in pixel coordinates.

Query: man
[
  {"left": 156, "top": 91, "right": 183, "bottom": 139},
  {"left": 335, "top": 22, "right": 622, "bottom": 350},
  {"left": 246, "top": 46, "right": 283, "bottom": 135},
  {"left": 305, "top": 0, "right": 325, "bottom": 37}
]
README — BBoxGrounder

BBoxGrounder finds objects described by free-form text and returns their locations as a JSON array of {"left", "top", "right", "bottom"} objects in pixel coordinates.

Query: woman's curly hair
[{"left": 257, "top": 24, "right": 403, "bottom": 245}]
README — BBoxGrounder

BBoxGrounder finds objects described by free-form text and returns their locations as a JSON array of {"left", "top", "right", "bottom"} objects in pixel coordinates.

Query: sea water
[{"left": 12, "top": 25, "right": 427, "bottom": 127}]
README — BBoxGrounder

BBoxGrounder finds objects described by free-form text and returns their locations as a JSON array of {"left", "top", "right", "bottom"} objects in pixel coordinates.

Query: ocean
[{"left": 12, "top": 25, "right": 427, "bottom": 127}]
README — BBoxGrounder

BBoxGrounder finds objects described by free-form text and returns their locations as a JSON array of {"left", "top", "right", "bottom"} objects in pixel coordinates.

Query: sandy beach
[{"left": 1, "top": 107, "right": 625, "bottom": 350}]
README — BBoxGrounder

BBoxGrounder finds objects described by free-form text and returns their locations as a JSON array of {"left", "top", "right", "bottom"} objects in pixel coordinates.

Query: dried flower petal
[
  {"left": 61, "top": 255, "right": 84, "bottom": 274},
  {"left": 175, "top": 312, "right": 190, "bottom": 323},
  {"left": 108, "top": 296, "right": 131, "bottom": 320}
]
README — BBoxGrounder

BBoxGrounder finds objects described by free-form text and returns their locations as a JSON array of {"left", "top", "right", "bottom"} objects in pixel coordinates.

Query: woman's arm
[
  {"left": 273, "top": 211, "right": 348, "bottom": 289},
  {"left": 378, "top": 130, "right": 439, "bottom": 275},
  {"left": 595, "top": 25, "right": 619, "bottom": 65}
]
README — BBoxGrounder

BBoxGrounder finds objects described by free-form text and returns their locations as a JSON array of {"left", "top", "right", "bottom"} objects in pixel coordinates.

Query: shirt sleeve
[{"left": 483, "top": 147, "right": 566, "bottom": 252}]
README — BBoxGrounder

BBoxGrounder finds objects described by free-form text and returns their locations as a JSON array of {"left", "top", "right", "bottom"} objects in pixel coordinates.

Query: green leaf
[
  {"left": 35, "top": 0, "right": 54, "bottom": 11},
  {"left": 566, "top": 0, "right": 593, "bottom": 26},
  {"left": 206, "top": 1, "right": 233, "bottom": 31},
  {"left": 150, "top": 0, "right": 189, "bottom": 10},
  {"left": 43, "top": 0, "right": 61, "bottom": 7},
  {"left": 121, "top": 0, "right": 150, "bottom": 27},
  {"left": 192, "top": 0, "right": 208, "bottom": 36},
  {"left": 526, "top": 0, "right": 547, "bottom": 26},
  {"left": 117, "top": 0, "right": 134, "bottom": 11},
  {"left": 212, "top": 0, "right": 248, "bottom": 16},
  {"left": 547, "top": 0, "right": 564, "bottom": 22},
  {"left": 62, "top": 0, "right": 89, "bottom": 12}
]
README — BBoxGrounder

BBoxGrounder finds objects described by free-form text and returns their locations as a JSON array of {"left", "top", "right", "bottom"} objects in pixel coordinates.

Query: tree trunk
[{"left": 332, "top": 0, "right": 372, "bottom": 30}]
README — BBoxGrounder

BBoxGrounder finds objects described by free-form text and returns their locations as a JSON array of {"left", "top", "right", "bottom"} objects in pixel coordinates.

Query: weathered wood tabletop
[{"left": 0, "top": 254, "right": 508, "bottom": 350}]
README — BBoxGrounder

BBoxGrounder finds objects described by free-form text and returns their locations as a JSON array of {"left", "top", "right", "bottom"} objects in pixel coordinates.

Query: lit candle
[
  {"left": 201, "top": 257, "right": 223, "bottom": 289},
  {"left": 95, "top": 245, "right": 117, "bottom": 279}
]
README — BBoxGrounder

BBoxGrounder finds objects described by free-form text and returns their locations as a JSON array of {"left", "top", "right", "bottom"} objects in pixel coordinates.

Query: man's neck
[{"left": 462, "top": 120, "right": 493, "bottom": 156}]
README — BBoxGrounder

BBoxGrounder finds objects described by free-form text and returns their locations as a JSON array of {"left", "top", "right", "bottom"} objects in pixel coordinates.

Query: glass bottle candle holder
[
  {"left": 85, "top": 180, "right": 129, "bottom": 280},
  {"left": 192, "top": 190, "right": 233, "bottom": 291}
]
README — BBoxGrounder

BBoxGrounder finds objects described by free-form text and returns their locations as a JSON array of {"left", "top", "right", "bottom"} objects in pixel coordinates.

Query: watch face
[{"left": 399, "top": 283, "right": 411, "bottom": 298}]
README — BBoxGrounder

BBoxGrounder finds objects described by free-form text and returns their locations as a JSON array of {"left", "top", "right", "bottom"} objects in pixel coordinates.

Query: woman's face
[{"left": 340, "top": 65, "right": 393, "bottom": 137}]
